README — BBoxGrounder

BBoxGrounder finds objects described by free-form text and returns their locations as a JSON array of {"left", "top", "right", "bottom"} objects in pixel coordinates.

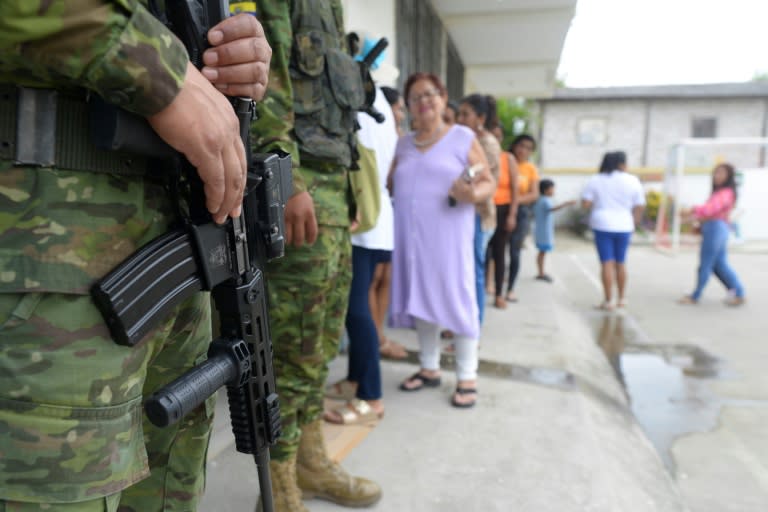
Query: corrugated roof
[{"left": 544, "top": 82, "right": 768, "bottom": 101}]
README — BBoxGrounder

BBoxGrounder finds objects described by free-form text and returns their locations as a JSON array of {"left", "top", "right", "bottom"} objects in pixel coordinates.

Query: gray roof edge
[{"left": 543, "top": 82, "right": 768, "bottom": 101}]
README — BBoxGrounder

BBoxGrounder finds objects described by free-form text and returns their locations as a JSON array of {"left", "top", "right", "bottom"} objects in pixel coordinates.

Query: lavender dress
[{"left": 389, "top": 124, "right": 480, "bottom": 339}]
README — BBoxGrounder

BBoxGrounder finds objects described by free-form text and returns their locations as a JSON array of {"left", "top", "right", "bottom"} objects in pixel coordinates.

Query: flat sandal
[{"left": 399, "top": 372, "right": 441, "bottom": 392}]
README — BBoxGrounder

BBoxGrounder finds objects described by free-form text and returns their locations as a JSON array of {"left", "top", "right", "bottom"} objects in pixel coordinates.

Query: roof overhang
[{"left": 430, "top": 0, "right": 577, "bottom": 99}]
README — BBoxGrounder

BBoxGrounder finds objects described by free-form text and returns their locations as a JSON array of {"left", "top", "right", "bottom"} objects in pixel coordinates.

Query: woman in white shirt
[{"left": 581, "top": 151, "right": 646, "bottom": 310}]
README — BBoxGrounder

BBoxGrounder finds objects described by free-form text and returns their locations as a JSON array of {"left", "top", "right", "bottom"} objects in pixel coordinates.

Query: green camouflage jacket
[
  {"left": 0, "top": 0, "right": 187, "bottom": 116},
  {"left": 253, "top": 0, "right": 356, "bottom": 227},
  {"left": 0, "top": 0, "right": 189, "bottom": 294}
]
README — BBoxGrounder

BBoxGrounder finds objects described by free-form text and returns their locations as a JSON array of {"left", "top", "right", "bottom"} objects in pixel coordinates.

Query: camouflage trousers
[
  {"left": 266, "top": 225, "right": 351, "bottom": 461},
  {"left": 0, "top": 292, "right": 214, "bottom": 512}
]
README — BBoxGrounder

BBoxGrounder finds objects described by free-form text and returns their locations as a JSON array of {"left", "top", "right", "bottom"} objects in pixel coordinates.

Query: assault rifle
[{"left": 89, "top": 1, "right": 285, "bottom": 511}]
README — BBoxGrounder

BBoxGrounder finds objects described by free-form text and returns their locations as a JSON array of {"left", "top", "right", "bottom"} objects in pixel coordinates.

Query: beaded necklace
[{"left": 412, "top": 122, "right": 446, "bottom": 148}]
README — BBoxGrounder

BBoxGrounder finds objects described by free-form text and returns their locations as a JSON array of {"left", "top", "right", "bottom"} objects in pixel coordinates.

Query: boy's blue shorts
[
  {"left": 593, "top": 230, "right": 632, "bottom": 263},
  {"left": 536, "top": 243, "right": 553, "bottom": 253}
]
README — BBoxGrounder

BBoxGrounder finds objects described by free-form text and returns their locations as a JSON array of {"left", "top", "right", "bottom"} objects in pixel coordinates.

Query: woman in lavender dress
[{"left": 387, "top": 72, "right": 494, "bottom": 408}]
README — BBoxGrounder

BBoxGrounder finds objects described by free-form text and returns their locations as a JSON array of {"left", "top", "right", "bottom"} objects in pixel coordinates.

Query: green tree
[{"left": 496, "top": 97, "right": 535, "bottom": 150}]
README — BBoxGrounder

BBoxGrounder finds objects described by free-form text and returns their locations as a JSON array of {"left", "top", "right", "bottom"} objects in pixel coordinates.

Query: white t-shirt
[
  {"left": 351, "top": 86, "right": 397, "bottom": 250},
  {"left": 581, "top": 171, "right": 645, "bottom": 232}
]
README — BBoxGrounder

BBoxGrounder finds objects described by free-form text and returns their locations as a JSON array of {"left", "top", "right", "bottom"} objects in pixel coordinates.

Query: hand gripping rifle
[{"left": 89, "top": 2, "right": 285, "bottom": 510}]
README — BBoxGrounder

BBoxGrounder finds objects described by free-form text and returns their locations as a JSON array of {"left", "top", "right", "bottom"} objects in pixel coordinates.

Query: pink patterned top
[{"left": 693, "top": 188, "right": 735, "bottom": 222}]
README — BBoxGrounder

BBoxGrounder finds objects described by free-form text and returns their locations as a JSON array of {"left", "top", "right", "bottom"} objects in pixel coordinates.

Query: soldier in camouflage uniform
[
  {"left": 251, "top": 1, "right": 382, "bottom": 511},
  {"left": 0, "top": 2, "right": 270, "bottom": 511}
]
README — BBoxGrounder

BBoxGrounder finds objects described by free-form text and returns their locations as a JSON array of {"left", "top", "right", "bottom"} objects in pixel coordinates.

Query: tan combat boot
[
  {"left": 255, "top": 455, "right": 309, "bottom": 512},
  {"left": 296, "top": 419, "right": 382, "bottom": 507}
]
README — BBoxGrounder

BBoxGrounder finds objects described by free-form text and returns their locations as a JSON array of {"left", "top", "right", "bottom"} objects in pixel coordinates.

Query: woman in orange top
[
  {"left": 505, "top": 134, "right": 540, "bottom": 303},
  {"left": 487, "top": 135, "right": 519, "bottom": 309}
]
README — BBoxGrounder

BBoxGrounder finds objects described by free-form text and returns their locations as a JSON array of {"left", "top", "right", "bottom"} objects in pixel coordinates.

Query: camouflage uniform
[
  {"left": 252, "top": 0, "right": 359, "bottom": 461},
  {"left": 0, "top": 2, "right": 213, "bottom": 511}
]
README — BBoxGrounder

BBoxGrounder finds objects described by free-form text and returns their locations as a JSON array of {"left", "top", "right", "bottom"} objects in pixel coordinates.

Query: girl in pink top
[{"left": 679, "top": 163, "right": 745, "bottom": 305}]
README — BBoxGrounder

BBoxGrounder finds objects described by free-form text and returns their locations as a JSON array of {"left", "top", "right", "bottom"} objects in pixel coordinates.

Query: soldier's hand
[
  {"left": 202, "top": 13, "right": 271, "bottom": 100},
  {"left": 148, "top": 63, "right": 247, "bottom": 224},
  {"left": 285, "top": 191, "right": 318, "bottom": 247}
]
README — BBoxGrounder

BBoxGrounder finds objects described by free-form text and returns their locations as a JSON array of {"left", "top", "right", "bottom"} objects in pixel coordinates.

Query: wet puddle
[{"left": 593, "top": 314, "right": 724, "bottom": 472}]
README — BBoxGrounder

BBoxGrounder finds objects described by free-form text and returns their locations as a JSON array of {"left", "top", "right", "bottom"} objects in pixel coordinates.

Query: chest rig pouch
[{"left": 289, "top": 0, "right": 365, "bottom": 169}]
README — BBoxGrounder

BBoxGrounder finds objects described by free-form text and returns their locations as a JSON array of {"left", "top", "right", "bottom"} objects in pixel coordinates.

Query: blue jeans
[
  {"left": 345, "top": 246, "right": 391, "bottom": 400},
  {"left": 474, "top": 214, "right": 494, "bottom": 324},
  {"left": 692, "top": 220, "right": 744, "bottom": 300}
]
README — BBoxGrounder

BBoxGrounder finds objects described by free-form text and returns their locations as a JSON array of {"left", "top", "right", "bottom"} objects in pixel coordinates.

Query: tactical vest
[{"left": 289, "top": 0, "right": 365, "bottom": 169}]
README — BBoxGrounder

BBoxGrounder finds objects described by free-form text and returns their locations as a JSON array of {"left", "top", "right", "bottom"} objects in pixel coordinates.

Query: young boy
[{"left": 533, "top": 179, "right": 576, "bottom": 282}]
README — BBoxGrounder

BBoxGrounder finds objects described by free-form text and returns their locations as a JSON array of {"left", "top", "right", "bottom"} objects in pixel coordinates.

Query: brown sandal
[
  {"left": 379, "top": 337, "right": 408, "bottom": 360},
  {"left": 324, "top": 379, "right": 357, "bottom": 401},
  {"left": 323, "top": 399, "right": 384, "bottom": 425}
]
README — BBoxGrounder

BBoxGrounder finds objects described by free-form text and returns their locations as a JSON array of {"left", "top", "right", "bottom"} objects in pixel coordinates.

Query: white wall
[
  {"left": 540, "top": 98, "right": 768, "bottom": 170},
  {"left": 540, "top": 100, "right": 648, "bottom": 169},
  {"left": 645, "top": 100, "right": 765, "bottom": 168},
  {"left": 725, "top": 168, "right": 768, "bottom": 240}
]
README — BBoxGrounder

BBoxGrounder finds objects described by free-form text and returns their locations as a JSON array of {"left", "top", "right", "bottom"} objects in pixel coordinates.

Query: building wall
[
  {"left": 538, "top": 97, "right": 768, "bottom": 240},
  {"left": 540, "top": 98, "right": 768, "bottom": 171},
  {"left": 342, "top": 0, "right": 398, "bottom": 86},
  {"left": 540, "top": 100, "right": 648, "bottom": 170},
  {"left": 645, "top": 99, "right": 766, "bottom": 169},
  {"left": 395, "top": 0, "right": 464, "bottom": 99},
  {"left": 344, "top": 0, "right": 465, "bottom": 96}
]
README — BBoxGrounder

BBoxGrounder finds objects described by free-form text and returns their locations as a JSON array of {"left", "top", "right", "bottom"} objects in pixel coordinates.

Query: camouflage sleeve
[
  {"left": 0, "top": 0, "right": 188, "bottom": 117},
  {"left": 252, "top": 1, "right": 307, "bottom": 194}
]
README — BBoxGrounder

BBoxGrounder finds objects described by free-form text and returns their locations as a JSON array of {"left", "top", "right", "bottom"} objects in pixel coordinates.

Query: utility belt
[{"left": 0, "top": 84, "right": 162, "bottom": 176}]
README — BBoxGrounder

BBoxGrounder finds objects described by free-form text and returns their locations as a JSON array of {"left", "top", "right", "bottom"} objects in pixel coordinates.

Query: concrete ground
[{"left": 201, "top": 233, "right": 768, "bottom": 512}]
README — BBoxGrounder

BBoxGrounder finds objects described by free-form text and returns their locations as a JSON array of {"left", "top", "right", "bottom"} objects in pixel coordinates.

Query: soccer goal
[{"left": 654, "top": 137, "right": 768, "bottom": 253}]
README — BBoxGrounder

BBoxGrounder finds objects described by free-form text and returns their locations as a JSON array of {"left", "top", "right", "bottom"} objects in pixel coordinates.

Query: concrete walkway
[{"left": 200, "top": 234, "right": 713, "bottom": 512}]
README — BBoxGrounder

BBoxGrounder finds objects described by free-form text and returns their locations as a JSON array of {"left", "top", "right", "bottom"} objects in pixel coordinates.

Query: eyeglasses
[{"left": 408, "top": 89, "right": 440, "bottom": 105}]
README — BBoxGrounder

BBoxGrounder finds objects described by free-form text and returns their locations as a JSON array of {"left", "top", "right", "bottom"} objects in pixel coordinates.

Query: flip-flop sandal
[
  {"left": 380, "top": 338, "right": 408, "bottom": 360},
  {"left": 399, "top": 372, "right": 441, "bottom": 392},
  {"left": 594, "top": 302, "right": 614, "bottom": 311},
  {"left": 324, "top": 379, "right": 357, "bottom": 400},
  {"left": 451, "top": 387, "right": 478, "bottom": 408},
  {"left": 323, "top": 399, "right": 383, "bottom": 425}
]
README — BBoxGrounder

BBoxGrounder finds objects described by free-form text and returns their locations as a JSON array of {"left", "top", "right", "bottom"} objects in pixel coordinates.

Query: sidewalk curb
[{"left": 550, "top": 293, "right": 690, "bottom": 511}]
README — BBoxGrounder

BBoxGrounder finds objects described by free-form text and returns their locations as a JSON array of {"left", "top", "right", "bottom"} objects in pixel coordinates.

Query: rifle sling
[{"left": 0, "top": 84, "right": 151, "bottom": 176}]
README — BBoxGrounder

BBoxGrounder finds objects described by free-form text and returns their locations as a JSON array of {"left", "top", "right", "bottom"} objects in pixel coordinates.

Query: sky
[{"left": 556, "top": 0, "right": 768, "bottom": 88}]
